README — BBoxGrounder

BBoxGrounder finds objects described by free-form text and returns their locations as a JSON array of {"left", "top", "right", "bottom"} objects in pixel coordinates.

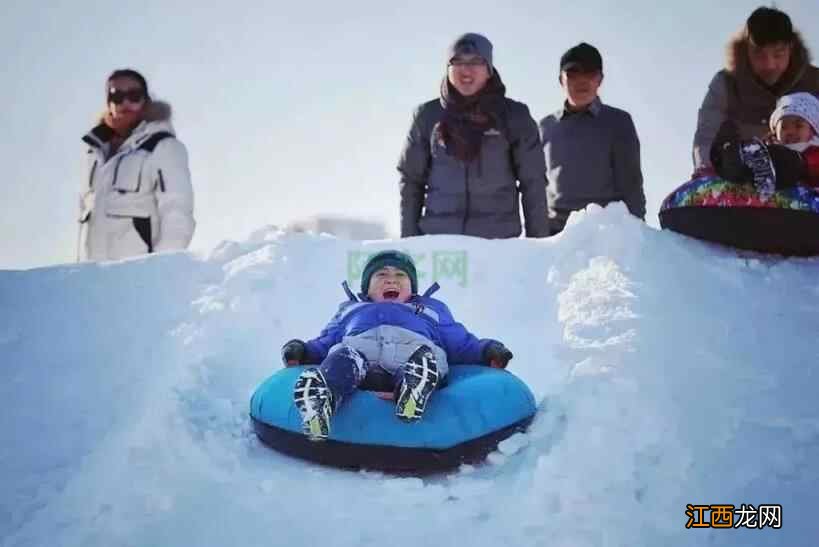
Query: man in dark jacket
[
  {"left": 692, "top": 6, "right": 819, "bottom": 175},
  {"left": 540, "top": 43, "right": 646, "bottom": 235},
  {"left": 398, "top": 33, "right": 549, "bottom": 239}
]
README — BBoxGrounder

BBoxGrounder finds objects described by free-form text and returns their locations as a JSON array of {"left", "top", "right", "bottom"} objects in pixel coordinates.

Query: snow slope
[{"left": 2, "top": 204, "right": 818, "bottom": 547}]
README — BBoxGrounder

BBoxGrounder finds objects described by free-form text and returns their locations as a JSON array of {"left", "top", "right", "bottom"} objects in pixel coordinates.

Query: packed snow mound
[{"left": 2, "top": 203, "right": 818, "bottom": 547}]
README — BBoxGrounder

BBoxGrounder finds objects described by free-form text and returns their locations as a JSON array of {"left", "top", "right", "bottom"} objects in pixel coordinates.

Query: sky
[
  {"left": 3, "top": 205, "right": 818, "bottom": 545},
  {"left": 2, "top": 0, "right": 818, "bottom": 270}
]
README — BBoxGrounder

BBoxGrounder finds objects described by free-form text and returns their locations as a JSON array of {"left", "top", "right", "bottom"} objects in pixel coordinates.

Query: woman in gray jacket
[
  {"left": 398, "top": 33, "right": 549, "bottom": 239},
  {"left": 79, "top": 69, "right": 195, "bottom": 261}
]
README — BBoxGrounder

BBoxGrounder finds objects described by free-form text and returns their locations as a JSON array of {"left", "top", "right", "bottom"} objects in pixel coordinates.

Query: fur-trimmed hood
[
  {"left": 141, "top": 100, "right": 172, "bottom": 123},
  {"left": 725, "top": 29, "right": 813, "bottom": 91}
]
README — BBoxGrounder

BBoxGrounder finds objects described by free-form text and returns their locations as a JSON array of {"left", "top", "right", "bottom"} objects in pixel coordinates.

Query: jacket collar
[
  {"left": 555, "top": 97, "right": 602, "bottom": 120},
  {"left": 784, "top": 135, "right": 819, "bottom": 153}
]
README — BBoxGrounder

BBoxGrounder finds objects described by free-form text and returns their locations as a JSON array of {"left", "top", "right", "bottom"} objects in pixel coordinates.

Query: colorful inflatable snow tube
[
  {"left": 659, "top": 176, "right": 819, "bottom": 256},
  {"left": 250, "top": 365, "right": 537, "bottom": 474}
]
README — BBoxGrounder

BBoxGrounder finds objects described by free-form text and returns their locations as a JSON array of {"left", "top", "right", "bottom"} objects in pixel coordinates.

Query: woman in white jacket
[{"left": 79, "top": 69, "right": 195, "bottom": 261}]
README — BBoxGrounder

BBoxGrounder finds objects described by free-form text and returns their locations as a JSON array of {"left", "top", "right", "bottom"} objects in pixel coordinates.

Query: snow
[{"left": 2, "top": 203, "right": 818, "bottom": 547}]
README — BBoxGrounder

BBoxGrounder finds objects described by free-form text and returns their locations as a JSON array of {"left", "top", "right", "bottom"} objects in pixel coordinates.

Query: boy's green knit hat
[{"left": 361, "top": 250, "right": 418, "bottom": 295}]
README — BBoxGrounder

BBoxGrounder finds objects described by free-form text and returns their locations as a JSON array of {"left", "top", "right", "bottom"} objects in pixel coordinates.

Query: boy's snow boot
[
  {"left": 395, "top": 345, "right": 439, "bottom": 422},
  {"left": 293, "top": 368, "right": 335, "bottom": 441}
]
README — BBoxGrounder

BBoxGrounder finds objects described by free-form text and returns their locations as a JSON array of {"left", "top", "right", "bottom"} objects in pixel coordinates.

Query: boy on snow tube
[{"left": 280, "top": 250, "right": 514, "bottom": 441}]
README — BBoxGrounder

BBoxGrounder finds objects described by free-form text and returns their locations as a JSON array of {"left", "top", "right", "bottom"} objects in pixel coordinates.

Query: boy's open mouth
[{"left": 382, "top": 289, "right": 400, "bottom": 300}]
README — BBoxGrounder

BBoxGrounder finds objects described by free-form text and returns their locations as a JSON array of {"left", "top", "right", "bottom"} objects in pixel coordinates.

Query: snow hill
[{"left": 2, "top": 204, "right": 818, "bottom": 547}]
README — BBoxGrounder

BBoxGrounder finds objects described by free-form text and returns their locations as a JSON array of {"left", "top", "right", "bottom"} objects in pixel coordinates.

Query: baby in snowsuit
[
  {"left": 711, "top": 92, "right": 819, "bottom": 189},
  {"left": 281, "top": 250, "right": 513, "bottom": 441},
  {"left": 768, "top": 92, "right": 819, "bottom": 186}
]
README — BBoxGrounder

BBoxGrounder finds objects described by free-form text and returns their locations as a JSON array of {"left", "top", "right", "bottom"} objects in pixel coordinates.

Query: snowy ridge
[{"left": 2, "top": 204, "right": 818, "bottom": 547}]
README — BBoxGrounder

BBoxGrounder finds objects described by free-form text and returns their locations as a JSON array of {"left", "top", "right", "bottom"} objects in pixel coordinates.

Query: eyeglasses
[
  {"left": 449, "top": 58, "right": 486, "bottom": 68},
  {"left": 108, "top": 88, "right": 145, "bottom": 105}
]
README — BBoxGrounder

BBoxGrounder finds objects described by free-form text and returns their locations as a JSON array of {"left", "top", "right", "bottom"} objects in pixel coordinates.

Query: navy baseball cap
[{"left": 560, "top": 42, "right": 603, "bottom": 72}]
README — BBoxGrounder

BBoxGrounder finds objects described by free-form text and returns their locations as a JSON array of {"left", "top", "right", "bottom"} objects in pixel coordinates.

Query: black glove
[
  {"left": 710, "top": 120, "right": 751, "bottom": 183},
  {"left": 768, "top": 144, "right": 807, "bottom": 189},
  {"left": 483, "top": 341, "right": 513, "bottom": 369},
  {"left": 711, "top": 139, "right": 752, "bottom": 183},
  {"left": 281, "top": 339, "right": 306, "bottom": 366}
]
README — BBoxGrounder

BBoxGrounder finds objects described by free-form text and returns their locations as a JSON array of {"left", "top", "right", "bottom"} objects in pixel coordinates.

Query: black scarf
[{"left": 436, "top": 70, "right": 507, "bottom": 162}]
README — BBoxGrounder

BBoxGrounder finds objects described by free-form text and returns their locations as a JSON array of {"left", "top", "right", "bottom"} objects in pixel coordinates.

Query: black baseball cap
[{"left": 560, "top": 42, "right": 603, "bottom": 73}]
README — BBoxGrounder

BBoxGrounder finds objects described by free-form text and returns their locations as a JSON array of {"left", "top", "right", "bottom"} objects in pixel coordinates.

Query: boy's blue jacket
[{"left": 303, "top": 292, "right": 492, "bottom": 366}]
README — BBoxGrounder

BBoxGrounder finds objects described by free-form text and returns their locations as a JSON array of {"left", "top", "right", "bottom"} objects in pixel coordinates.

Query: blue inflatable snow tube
[{"left": 250, "top": 365, "right": 537, "bottom": 473}]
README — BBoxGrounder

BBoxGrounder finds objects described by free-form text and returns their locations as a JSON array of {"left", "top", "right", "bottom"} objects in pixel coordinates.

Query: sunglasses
[{"left": 108, "top": 88, "right": 145, "bottom": 105}]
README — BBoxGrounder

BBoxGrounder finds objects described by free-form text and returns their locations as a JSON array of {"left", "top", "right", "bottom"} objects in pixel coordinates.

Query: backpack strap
[
  {"left": 341, "top": 281, "right": 359, "bottom": 302},
  {"left": 138, "top": 131, "right": 174, "bottom": 152},
  {"left": 422, "top": 282, "right": 440, "bottom": 297}
]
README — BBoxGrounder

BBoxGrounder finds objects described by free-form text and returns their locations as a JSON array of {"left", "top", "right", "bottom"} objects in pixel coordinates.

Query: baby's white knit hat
[{"left": 770, "top": 92, "right": 819, "bottom": 137}]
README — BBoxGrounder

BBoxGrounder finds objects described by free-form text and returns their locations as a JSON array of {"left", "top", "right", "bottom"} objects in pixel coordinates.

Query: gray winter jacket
[{"left": 398, "top": 99, "right": 549, "bottom": 238}]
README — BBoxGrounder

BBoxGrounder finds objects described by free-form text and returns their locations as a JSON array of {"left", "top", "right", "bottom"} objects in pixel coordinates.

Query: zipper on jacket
[
  {"left": 111, "top": 156, "right": 124, "bottom": 190},
  {"left": 158, "top": 169, "right": 166, "bottom": 192},
  {"left": 462, "top": 163, "right": 470, "bottom": 233},
  {"left": 88, "top": 160, "right": 98, "bottom": 189}
]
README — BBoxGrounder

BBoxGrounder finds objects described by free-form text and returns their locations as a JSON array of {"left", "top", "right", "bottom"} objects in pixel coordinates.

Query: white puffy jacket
[{"left": 79, "top": 101, "right": 195, "bottom": 261}]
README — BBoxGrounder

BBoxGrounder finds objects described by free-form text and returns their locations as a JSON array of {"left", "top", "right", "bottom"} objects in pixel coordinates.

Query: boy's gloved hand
[
  {"left": 483, "top": 341, "right": 513, "bottom": 369},
  {"left": 281, "top": 339, "right": 306, "bottom": 366}
]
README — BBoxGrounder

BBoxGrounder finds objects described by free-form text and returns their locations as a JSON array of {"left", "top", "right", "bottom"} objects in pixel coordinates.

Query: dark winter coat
[
  {"left": 693, "top": 31, "right": 819, "bottom": 169},
  {"left": 398, "top": 99, "right": 549, "bottom": 239}
]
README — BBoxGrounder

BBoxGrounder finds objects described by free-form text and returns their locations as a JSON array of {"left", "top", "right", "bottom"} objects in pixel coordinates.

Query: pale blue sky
[{"left": 2, "top": 0, "right": 817, "bottom": 270}]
